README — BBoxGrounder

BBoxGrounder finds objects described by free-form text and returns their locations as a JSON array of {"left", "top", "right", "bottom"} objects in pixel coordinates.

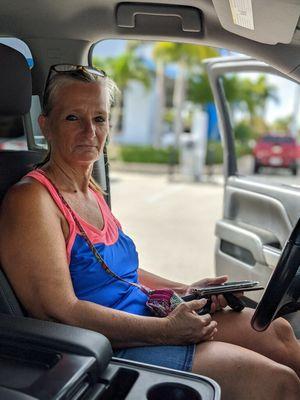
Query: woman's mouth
[{"left": 76, "top": 144, "right": 98, "bottom": 149}]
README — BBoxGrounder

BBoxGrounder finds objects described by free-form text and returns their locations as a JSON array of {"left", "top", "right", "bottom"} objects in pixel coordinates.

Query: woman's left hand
[{"left": 185, "top": 275, "right": 230, "bottom": 313}]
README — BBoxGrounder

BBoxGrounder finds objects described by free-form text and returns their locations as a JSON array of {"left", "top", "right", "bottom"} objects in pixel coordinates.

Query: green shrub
[
  {"left": 205, "top": 140, "right": 251, "bottom": 165},
  {"left": 234, "top": 121, "right": 255, "bottom": 143},
  {"left": 119, "top": 145, "right": 179, "bottom": 164},
  {"left": 206, "top": 141, "right": 223, "bottom": 165},
  {"left": 236, "top": 141, "right": 252, "bottom": 157},
  {"left": 118, "top": 142, "right": 251, "bottom": 166}
]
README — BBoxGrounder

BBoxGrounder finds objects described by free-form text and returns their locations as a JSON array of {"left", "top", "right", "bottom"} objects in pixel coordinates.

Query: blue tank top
[{"left": 26, "top": 170, "right": 151, "bottom": 316}]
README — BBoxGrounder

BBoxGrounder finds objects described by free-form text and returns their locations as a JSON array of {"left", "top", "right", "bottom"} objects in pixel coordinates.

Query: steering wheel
[{"left": 251, "top": 221, "right": 300, "bottom": 332}]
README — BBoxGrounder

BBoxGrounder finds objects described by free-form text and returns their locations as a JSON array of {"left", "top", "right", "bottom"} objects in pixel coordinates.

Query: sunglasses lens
[
  {"left": 84, "top": 66, "right": 106, "bottom": 77},
  {"left": 52, "top": 64, "right": 106, "bottom": 77},
  {"left": 53, "top": 64, "right": 77, "bottom": 72}
]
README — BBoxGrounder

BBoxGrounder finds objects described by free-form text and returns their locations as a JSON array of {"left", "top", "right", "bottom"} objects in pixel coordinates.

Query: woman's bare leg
[
  {"left": 212, "top": 308, "right": 300, "bottom": 376},
  {"left": 193, "top": 341, "right": 300, "bottom": 400}
]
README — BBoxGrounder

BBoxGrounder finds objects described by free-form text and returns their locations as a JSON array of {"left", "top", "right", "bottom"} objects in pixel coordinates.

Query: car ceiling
[{"left": 1, "top": 0, "right": 300, "bottom": 83}]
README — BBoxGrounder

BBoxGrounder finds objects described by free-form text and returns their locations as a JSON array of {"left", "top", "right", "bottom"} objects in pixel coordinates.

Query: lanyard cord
[{"left": 37, "top": 170, "right": 150, "bottom": 296}]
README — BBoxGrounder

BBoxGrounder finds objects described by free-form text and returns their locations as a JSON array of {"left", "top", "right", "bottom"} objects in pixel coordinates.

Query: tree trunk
[
  {"left": 173, "top": 63, "right": 186, "bottom": 148},
  {"left": 153, "top": 60, "right": 165, "bottom": 148},
  {"left": 109, "top": 96, "right": 122, "bottom": 141},
  {"left": 290, "top": 85, "right": 300, "bottom": 138}
]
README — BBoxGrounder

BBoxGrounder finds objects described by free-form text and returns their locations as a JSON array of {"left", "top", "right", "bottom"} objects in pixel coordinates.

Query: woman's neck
[{"left": 42, "top": 159, "right": 93, "bottom": 194}]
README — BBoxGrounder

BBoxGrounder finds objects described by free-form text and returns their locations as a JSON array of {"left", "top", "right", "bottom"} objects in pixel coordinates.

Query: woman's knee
[
  {"left": 192, "top": 341, "right": 300, "bottom": 400},
  {"left": 275, "top": 364, "right": 300, "bottom": 399},
  {"left": 269, "top": 318, "right": 297, "bottom": 360},
  {"left": 271, "top": 317, "right": 295, "bottom": 342}
]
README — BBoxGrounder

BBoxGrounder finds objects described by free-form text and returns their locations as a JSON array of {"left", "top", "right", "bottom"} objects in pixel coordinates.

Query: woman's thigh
[
  {"left": 193, "top": 340, "right": 300, "bottom": 400},
  {"left": 210, "top": 307, "right": 300, "bottom": 376}
]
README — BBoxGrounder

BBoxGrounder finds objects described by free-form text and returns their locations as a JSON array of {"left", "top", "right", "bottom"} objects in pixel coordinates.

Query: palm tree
[
  {"left": 188, "top": 72, "right": 278, "bottom": 137},
  {"left": 93, "top": 45, "right": 151, "bottom": 136},
  {"left": 237, "top": 75, "right": 278, "bottom": 126},
  {"left": 152, "top": 43, "right": 219, "bottom": 147}
]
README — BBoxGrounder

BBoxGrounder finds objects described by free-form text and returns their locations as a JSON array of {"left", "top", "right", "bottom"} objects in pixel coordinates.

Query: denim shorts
[{"left": 113, "top": 344, "right": 196, "bottom": 372}]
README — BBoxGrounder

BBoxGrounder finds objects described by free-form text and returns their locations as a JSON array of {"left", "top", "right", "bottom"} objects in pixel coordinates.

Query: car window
[
  {"left": 221, "top": 71, "right": 300, "bottom": 186},
  {"left": 0, "top": 38, "right": 32, "bottom": 150},
  {"left": 0, "top": 38, "right": 45, "bottom": 150},
  {"left": 92, "top": 39, "right": 227, "bottom": 282}
]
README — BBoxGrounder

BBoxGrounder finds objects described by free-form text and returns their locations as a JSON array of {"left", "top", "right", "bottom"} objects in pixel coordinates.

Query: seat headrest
[{"left": 0, "top": 44, "right": 32, "bottom": 116}]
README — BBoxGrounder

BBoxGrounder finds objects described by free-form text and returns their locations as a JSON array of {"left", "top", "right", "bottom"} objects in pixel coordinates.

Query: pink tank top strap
[
  {"left": 25, "top": 169, "right": 77, "bottom": 260},
  {"left": 25, "top": 169, "right": 74, "bottom": 224}
]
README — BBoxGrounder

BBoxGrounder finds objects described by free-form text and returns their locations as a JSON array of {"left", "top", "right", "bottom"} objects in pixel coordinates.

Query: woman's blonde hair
[{"left": 37, "top": 68, "right": 118, "bottom": 193}]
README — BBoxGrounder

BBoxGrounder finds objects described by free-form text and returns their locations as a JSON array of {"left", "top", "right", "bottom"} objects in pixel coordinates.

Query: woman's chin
[
  {"left": 72, "top": 148, "right": 100, "bottom": 161},
  {"left": 70, "top": 153, "right": 100, "bottom": 166}
]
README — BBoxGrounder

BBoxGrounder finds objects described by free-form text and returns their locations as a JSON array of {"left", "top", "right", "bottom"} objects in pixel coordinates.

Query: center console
[{"left": 0, "top": 314, "right": 220, "bottom": 399}]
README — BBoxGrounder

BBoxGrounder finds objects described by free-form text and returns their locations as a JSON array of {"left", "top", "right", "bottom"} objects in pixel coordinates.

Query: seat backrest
[
  {"left": 0, "top": 150, "right": 45, "bottom": 316},
  {"left": 0, "top": 150, "right": 44, "bottom": 202},
  {"left": 0, "top": 44, "right": 44, "bottom": 316}
]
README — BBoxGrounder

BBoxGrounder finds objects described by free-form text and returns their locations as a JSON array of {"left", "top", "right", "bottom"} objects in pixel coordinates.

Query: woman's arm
[
  {"left": 0, "top": 181, "right": 217, "bottom": 348},
  {"left": 139, "top": 268, "right": 230, "bottom": 312},
  {"left": 138, "top": 268, "right": 188, "bottom": 296}
]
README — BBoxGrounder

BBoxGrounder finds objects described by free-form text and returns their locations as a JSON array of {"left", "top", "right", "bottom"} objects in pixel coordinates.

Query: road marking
[{"left": 145, "top": 185, "right": 184, "bottom": 203}]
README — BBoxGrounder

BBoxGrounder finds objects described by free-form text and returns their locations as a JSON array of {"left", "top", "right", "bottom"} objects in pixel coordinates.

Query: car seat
[
  {"left": 0, "top": 43, "right": 108, "bottom": 316},
  {"left": 0, "top": 44, "right": 44, "bottom": 316}
]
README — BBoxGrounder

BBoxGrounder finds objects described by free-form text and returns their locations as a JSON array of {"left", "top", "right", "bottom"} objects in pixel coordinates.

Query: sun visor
[
  {"left": 212, "top": 0, "right": 300, "bottom": 45},
  {"left": 0, "top": 44, "right": 32, "bottom": 116}
]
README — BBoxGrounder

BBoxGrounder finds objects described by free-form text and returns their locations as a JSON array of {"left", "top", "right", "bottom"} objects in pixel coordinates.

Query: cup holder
[{"left": 147, "top": 382, "right": 202, "bottom": 400}]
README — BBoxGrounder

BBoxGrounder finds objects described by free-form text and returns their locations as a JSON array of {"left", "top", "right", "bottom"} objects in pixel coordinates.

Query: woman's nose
[{"left": 83, "top": 119, "right": 96, "bottom": 137}]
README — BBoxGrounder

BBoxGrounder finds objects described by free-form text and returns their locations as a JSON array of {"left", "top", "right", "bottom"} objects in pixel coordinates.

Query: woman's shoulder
[{"left": 1, "top": 175, "right": 55, "bottom": 216}]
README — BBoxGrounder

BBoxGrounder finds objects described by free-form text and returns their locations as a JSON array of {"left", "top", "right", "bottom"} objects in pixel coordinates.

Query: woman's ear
[{"left": 38, "top": 114, "right": 51, "bottom": 141}]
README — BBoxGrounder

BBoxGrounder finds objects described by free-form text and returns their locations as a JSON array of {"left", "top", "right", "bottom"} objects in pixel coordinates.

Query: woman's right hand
[{"left": 163, "top": 299, "right": 218, "bottom": 345}]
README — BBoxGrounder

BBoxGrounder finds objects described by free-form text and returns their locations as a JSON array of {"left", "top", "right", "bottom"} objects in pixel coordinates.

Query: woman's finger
[
  {"left": 206, "top": 275, "right": 228, "bottom": 286},
  {"left": 185, "top": 298, "right": 207, "bottom": 313},
  {"left": 200, "top": 321, "right": 218, "bottom": 340},
  {"left": 207, "top": 327, "right": 218, "bottom": 341},
  {"left": 217, "top": 294, "right": 228, "bottom": 308},
  {"left": 199, "top": 313, "right": 213, "bottom": 326}
]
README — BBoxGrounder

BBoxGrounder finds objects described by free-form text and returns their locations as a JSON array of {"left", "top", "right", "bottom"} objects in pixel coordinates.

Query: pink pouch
[{"left": 146, "top": 288, "right": 184, "bottom": 317}]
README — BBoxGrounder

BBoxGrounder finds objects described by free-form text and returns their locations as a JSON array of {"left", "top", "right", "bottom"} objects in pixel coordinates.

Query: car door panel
[
  {"left": 216, "top": 176, "right": 300, "bottom": 302},
  {"left": 205, "top": 57, "right": 300, "bottom": 303}
]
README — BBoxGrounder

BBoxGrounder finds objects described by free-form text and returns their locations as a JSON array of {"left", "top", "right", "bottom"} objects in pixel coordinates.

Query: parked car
[
  {"left": 253, "top": 134, "right": 298, "bottom": 175},
  {"left": 0, "top": 1, "right": 300, "bottom": 399}
]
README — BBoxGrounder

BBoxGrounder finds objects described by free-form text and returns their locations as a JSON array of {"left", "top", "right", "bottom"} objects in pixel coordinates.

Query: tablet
[{"left": 189, "top": 280, "right": 264, "bottom": 297}]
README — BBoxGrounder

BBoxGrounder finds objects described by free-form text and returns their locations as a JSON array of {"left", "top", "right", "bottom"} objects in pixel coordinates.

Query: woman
[{"left": 0, "top": 65, "right": 299, "bottom": 399}]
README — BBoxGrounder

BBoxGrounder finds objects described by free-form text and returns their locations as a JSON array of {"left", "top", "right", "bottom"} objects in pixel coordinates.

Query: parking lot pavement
[
  {"left": 109, "top": 170, "right": 224, "bottom": 285},
  {"left": 109, "top": 159, "right": 300, "bottom": 287}
]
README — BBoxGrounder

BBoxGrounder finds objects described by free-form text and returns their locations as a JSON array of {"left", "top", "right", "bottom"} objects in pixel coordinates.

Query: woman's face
[{"left": 39, "top": 80, "right": 109, "bottom": 167}]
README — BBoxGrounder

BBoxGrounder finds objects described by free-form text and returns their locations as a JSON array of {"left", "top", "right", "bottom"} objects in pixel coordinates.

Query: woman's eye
[
  {"left": 66, "top": 114, "right": 78, "bottom": 121},
  {"left": 95, "top": 116, "right": 106, "bottom": 123}
]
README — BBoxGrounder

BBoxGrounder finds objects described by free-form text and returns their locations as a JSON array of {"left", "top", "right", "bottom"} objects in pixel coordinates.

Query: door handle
[{"left": 262, "top": 245, "right": 281, "bottom": 269}]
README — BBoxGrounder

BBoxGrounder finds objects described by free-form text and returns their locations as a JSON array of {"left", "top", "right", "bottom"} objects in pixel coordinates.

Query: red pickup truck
[{"left": 253, "top": 134, "right": 298, "bottom": 175}]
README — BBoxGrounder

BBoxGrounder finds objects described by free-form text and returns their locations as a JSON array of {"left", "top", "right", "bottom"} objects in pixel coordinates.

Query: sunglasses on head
[
  {"left": 43, "top": 64, "right": 107, "bottom": 111},
  {"left": 49, "top": 64, "right": 106, "bottom": 77},
  {"left": 44, "top": 63, "right": 106, "bottom": 90}
]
